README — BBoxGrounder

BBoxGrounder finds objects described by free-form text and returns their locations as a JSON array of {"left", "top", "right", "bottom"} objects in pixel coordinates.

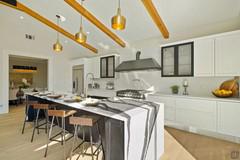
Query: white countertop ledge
[{"left": 149, "top": 92, "right": 240, "bottom": 103}]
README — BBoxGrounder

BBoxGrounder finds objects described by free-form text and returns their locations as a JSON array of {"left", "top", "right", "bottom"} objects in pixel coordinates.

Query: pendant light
[
  {"left": 75, "top": 0, "right": 87, "bottom": 43},
  {"left": 53, "top": 15, "right": 63, "bottom": 52},
  {"left": 111, "top": 0, "right": 126, "bottom": 30}
]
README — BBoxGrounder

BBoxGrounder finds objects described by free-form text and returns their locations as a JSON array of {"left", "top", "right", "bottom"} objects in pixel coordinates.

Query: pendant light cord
[
  {"left": 80, "top": 0, "right": 83, "bottom": 29},
  {"left": 57, "top": 16, "right": 60, "bottom": 41},
  {"left": 118, "top": 0, "right": 120, "bottom": 8}
]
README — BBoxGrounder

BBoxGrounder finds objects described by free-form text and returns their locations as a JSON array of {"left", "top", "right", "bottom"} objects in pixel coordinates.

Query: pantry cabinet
[
  {"left": 215, "top": 32, "right": 240, "bottom": 76},
  {"left": 194, "top": 38, "right": 215, "bottom": 76}
]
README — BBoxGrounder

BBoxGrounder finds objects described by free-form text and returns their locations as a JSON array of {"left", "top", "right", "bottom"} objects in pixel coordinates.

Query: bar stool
[
  {"left": 22, "top": 100, "right": 38, "bottom": 134},
  {"left": 69, "top": 115, "right": 105, "bottom": 160},
  {"left": 44, "top": 109, "right": 77, "bottom": 159},
  {"left": 30, "top": 104, "right": 49, "bottom": 142}
]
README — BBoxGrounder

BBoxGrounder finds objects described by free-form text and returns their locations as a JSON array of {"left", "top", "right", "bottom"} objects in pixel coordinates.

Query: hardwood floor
[
  {"left": 166, "top": 127, "right": 240, "bottom": 160},
  {"left": 0, "top": 105, "right": 195, "bottom": 160}
]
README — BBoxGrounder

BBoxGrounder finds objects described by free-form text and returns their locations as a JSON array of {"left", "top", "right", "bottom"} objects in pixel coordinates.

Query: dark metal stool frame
[
  {"left": 69, "top": 116, "right": 105, "bottom": 160},
  {"left": 31, "top": 104, "right": 49, "bottom": 142},
  {"left": 44, "top": 110, "right": 77, "bottom": 159},
  {"left": 30, "top": 104, "right": 60, "bottom": 142},
  {"left": 21, "top": 100, "right": 38, "bottom": 134}
]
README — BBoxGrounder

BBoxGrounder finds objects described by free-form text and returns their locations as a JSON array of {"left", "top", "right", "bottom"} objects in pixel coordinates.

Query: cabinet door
[
  {"left": 101, "top": 58, "right": 107, "bottom": 78},
  {"left": 107, "top": 56, "right": 115, "bottom": 78},
  {"left": 218, "top": 102, "right": 240, "bottom": 137},
  {"left": 91, "top": 57, "right": 100, "bottom": 78},
  {"left": 175, "top": 98, "right": 217, "bottom": 132},
  {"left": 178, "top": 43, "right": 193, "bottom": 76},
  {"left": 215, "top": 32, "right": 240, "bottom": 76},
  {"left": 147, "top": 95, "right": 175, "bottom": 122},
  {"left": 162, "top": 47, "right": 175, "bottom": 76},
  {"left": 194, "top": 38, "right": 215, "bottom": 76}
]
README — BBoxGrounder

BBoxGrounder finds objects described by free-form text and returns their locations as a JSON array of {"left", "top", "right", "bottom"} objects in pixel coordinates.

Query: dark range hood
[{"left": 115, "top": 51, "right": 161, "bottom": 72}]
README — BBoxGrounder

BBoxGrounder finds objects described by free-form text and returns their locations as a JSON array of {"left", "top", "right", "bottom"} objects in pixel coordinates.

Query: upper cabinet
[
  {"left": 87, "top": 57, "right": 100, "bottom": 78},
  {"left": 164, "top": 30, "right": 240, "bottom": 77},
  {"left": 161, "top": 42, "right": 194, "bottom": 77},
  {"left": 215, "top": 32, "right": 240, "bottom": 76},
  {"left": 194, "top": 38, "right": 215, "bottom": 76},
  {"left": 100, "top": 55, "right": 116, "bottom": 78}
]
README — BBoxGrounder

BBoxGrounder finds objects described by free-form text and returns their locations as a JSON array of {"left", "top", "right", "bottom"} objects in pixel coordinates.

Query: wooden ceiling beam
[
  {"left": 0, "top": 1, "right": 98, "bottom": 53},
  {"left": 64, "top": 0, "right": 126, "bottom": 47},
  {"left": 142, "top": 0, "right": 169, "bottom": 39}
]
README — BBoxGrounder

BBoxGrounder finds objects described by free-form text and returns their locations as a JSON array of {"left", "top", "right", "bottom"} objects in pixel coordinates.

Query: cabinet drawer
[
  {"left": 176, "top": 98, "right": 216, "bottom": 113},
  {"left": 176, "top": 98, "right": 217, "bottom": 131}
]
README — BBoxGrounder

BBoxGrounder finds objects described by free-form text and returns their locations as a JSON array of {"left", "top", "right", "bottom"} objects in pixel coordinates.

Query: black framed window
[
  {"left": 161, "top": 42, "right": 194, "bottom": 77},
  {"left": 100, "top": 56, "right": 115, "bottom": 78}
]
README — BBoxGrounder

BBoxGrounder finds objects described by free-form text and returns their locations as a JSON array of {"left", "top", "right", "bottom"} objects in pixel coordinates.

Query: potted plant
[{"left": 170, "top": 85, "right": 180, "bottom": 94}]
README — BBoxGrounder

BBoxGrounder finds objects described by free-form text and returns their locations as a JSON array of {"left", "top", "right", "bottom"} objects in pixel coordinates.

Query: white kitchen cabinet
[
  {"left": 88, "top": 57, "right": 100, "bottom": 78},
  {"left": 175, "top": 98, "right": 217, "bottom": 132},
  {"left": 194, "top": 38, "right": 215, "bottom": 76},
  {"left": 215, "top": 32, "right": 240, "bottom": 76},
  {"left": 147, "top": 95, "right": 175, "bottom": 122},
  {"left": 218, "top": 101, "right": 240, "bottom": 137}
]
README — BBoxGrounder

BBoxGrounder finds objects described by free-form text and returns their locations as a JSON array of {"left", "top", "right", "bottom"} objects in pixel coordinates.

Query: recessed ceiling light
[
  {"left": 20, "top": 16, "right": 24, "bottom": 20},
  {"left": 86, "top": 31, "right": 90, "bottom": 34}
]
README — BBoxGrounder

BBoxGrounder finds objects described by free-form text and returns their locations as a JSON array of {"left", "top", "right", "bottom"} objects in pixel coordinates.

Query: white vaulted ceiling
[{"left": 0, "top": 0, "right": 240, "bottom": 58}]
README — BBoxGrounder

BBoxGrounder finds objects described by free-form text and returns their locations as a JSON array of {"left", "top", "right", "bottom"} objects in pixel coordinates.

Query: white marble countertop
[
  {"left": 149, "top": 92, "right": 240, "bottom": 103},
  {"left": 26, "top": 92, "right": 160, "bottom": 122},
  {"left": 87, "top": 88, "right": 116, "bottom": 98}
]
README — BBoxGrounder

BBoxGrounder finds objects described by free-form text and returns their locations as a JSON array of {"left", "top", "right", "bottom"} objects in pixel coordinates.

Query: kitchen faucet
[{"left": 85, "top": 73, "right": 95, "bottom": 98}]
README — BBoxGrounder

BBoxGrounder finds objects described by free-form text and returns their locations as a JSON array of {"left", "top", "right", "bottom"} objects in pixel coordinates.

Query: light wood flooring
[
  {"left": 166, "top": 127, "right": 240, "bottom": 160},
  {"left": 0, "top": 105, "right": 195, "bottom": 160}
]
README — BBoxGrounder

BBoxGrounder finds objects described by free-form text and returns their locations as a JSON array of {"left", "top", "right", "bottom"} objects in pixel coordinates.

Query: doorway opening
[
  {"left": 72, "top": 65, "right": 84, "bottom": 95},
  {"left": 9, "top": 55, "right": 48, "bottom": 106}
]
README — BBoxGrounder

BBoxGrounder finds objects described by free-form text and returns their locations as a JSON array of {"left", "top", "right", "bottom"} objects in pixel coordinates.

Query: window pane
[
  {"left": 108, "top": 57, "right": 114, "bottom": 77},
  {"left": 101, "top": 58, "right": 107, "bottom": 77},
  {"left": 178, "top": 44, "right": 192, "bottom": 75},
  {"left": 162, "top": 47, "right": 175, "bottom": 76}
]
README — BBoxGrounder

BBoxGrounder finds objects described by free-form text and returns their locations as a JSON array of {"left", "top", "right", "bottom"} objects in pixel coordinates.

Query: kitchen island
[{"left": 26, "top": 93, "right": 164, "bottom": 160}]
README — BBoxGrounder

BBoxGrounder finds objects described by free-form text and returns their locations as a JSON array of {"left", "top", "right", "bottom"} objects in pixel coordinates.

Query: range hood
[{"left": 115, "top": 51, "right": 161, "bottom": 72}]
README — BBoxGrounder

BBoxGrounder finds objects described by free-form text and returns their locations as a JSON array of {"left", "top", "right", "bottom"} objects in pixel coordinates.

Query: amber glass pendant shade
[
  {"left": 111, "top": 0, "right": 126, "bottom": 30},
  {"left": 75, "top": 27, "right": 87, "bottom": 43},
  {"left": 53, "top": 40, "right": 63, "bottom": 52},
  {"left": 112, "top": 8, "right": 126, "bottom": 30}
]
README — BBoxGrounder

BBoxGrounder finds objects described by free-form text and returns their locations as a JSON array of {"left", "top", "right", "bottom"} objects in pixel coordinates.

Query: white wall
[
  {"left": 71, "top": 30, "right": 237, "bottom": 97},
  {"left": 91, "top": 52, "right": 231, "bottom": 96}
]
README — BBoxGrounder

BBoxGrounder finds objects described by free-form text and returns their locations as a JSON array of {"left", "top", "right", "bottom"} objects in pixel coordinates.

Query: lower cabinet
[
  {"left": 218, "top": 102, "right": 240, "bottom": 137},
  {"left": 175, "top": 98, "right": 217, "bottom": 132},
  {"left": 149, "top": 95, "right": 240, "bottom": 138},
  {"left": 147, "top": 96, "right": 175, "bottom": 122}
]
